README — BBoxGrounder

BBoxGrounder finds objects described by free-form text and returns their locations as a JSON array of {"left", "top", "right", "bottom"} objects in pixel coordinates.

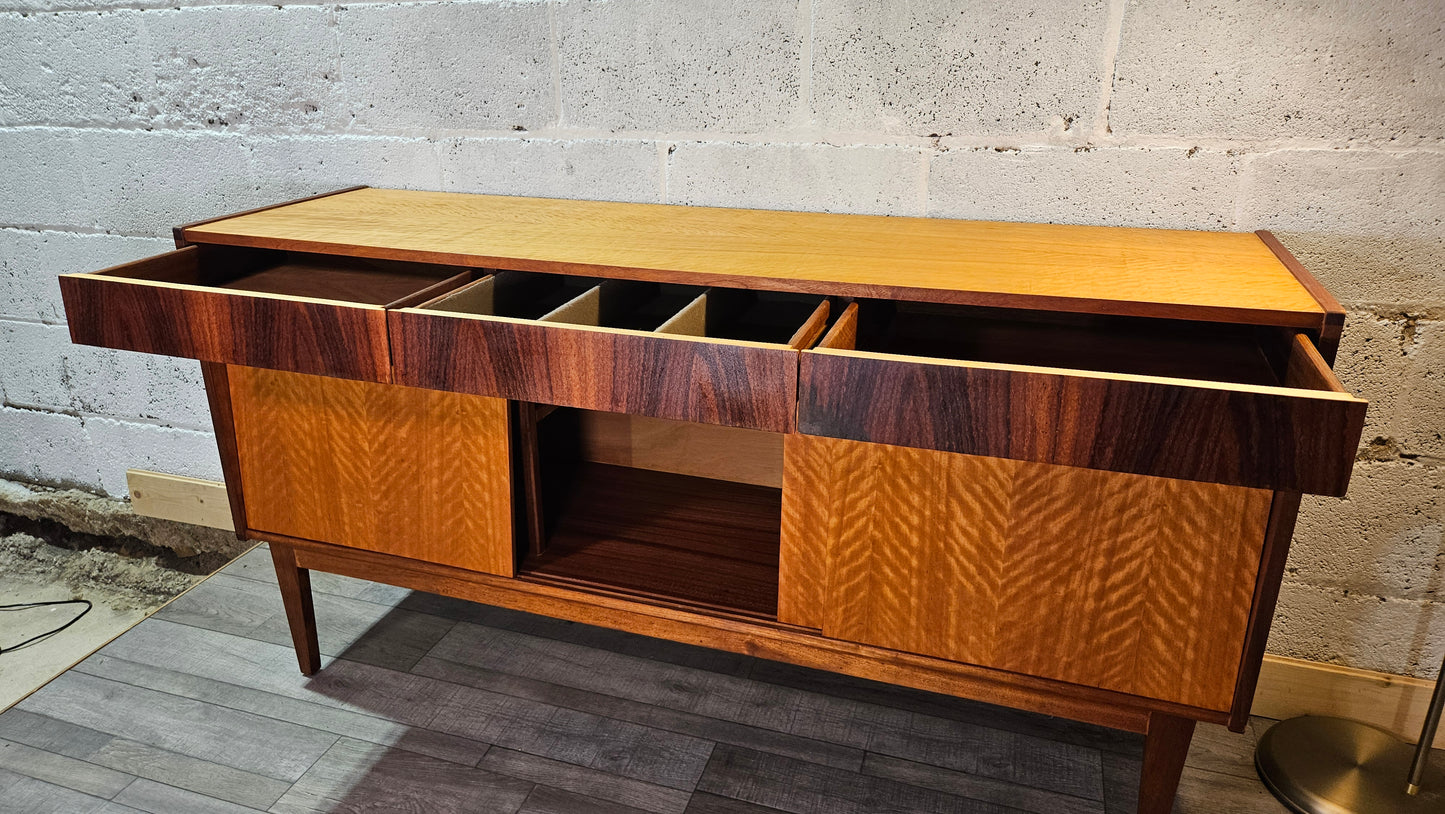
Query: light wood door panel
[
  {"left": 780, "top": 434, "right": 1273, "bottom": 712},
  {"left": 230, "top": 366, "right": 513, "bottom": 575}
]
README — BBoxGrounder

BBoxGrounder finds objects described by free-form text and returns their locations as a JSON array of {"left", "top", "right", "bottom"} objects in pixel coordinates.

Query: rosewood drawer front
[
  {"left": 798, "top": 302, "right": 1366, "bottom": 496},
  {"left": 389, "top": 272, "right": 829, "bottom": 433},
  {"left": 59, "top": 244, "right": 473, "bottom": 383}
]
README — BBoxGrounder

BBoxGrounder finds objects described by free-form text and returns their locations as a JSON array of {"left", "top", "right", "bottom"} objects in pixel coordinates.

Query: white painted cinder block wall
[{"left": 1, "top": 0, "right": 1441, "bottom": 678}]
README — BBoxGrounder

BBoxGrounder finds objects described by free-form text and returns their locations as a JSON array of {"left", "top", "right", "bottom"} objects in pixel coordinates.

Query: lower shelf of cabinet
[{"left": 518, "top": 462, "right": 782, "bottom": 619}]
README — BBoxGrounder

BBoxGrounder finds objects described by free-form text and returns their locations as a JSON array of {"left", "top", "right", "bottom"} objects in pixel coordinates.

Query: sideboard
[{"left": 59, "top": 186, "right": 1367, "bottom": 813}]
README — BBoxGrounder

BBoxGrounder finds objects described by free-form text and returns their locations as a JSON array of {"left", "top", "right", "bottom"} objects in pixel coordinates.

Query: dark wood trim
[
  {"left": 798, "top": 350, "right": 1366, "bottom": 496},
  {"left": 1138, "top": 713, "right": 1196, "bottom": 814},
  {"left": 199, "top": 362, "right": 248, "bottom": 538},
  {"left": 250, "top": 529, "right": 1234, "bottom": 734},
  {"left": 269, "top": 542, "right": 321, "bottom": 676},
  {"left": 181, "top": 228, "right": 1330, "bottom": 332},
  {"left": 1228, "top": 490, "right": 1304, "bottom": 730},
  {"left": 1256, "top": 230, "right": 1346, "bottom": 365},
  {"left": 173, "top": 186, "right": 369, "bottom": 248}
]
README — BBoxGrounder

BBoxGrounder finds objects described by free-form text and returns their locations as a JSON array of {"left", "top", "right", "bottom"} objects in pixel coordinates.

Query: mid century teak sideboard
[{"left": 59, "top": 187, "right": 1367, "bottom": 813}]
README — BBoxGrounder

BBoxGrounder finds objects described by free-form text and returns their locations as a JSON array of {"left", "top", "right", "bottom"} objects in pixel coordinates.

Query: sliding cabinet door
[
  {"left": 779, "top": 433, "right": 1273, "bottom": 712},
  {"left": 229, "top": 366, "right": 514, "bottom": 576}
]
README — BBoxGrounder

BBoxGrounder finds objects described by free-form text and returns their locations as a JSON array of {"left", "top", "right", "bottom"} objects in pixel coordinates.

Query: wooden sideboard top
[{"left": 182, "top": 187, "right": 1329, "bottom": 329}]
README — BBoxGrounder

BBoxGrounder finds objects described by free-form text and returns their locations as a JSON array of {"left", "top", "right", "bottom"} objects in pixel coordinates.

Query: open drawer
[
  {"left": 59, "top": 244, "right": 474, "bottom": 382},
  {"left": 389, "top": 272, "right": 832, "bottom": 432},
  {"left": 798, "top": 301, "right": 1367, "bottom": 495}
]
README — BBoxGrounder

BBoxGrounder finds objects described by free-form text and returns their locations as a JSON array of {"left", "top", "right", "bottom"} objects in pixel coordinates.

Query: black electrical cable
[{"left": 0, "top": 599, "right": 93, "bottom": 654}]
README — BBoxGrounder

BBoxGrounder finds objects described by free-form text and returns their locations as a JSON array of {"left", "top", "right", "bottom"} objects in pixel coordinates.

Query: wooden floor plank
[
  {"left": 0, "top": 736, "right": 133, "bottom": 800},
  {"left": 1181, "top": 722, "right": 1264, "bottom": 780},
  {"left": 861, "top": 753, "right": 1105, "bottom": 814},
  {"left": 1100, "top": 752, "right": 1288, "bottom": 814},
  {"left": 695, "top": 745, "right": 1026, "bottom": 814},
  {"left": 0, "top": 710, "right": 285, "bottom": 814},
  {"left": 110, "top": 777, "right": 266, "bottom": 814},
  {"left": 15, "top": 671, "right": 338, "bottom": 783},
  {"left": 157, "top": 572, "right": 457, "bottom": 672},
  {"left": 428, "top": 620, "right": 1101, "bottom": 797},
  {"left": 416, "top": 656, "right": 865, "bottom": 772},
  {"left": 91, "top": 620, "right": 464, "bottom": 730},
  {"left": 153, "top": 572, "right": 278, "bottom": 636},
  {"left": 858, "top": 707, "right": 1104, "bottom": 800},
  {"left": 518, "top": 783, "right": 658, "bottom": 814},
  {"left": 77, "top": 652, "right": 490, "bottom": 768},
  {"left": 84, "top": 727, "right": 293, "bottom": 809},
  {"left": 745, "top": 659, "right": 1144, "bottom": 757},
  {"left": 271, "top": 737, "right": 532, "bottom": 814},
  {"left": 479, "top": 746, "right": 692, "bottom": 814},
  {"left": 426, "top": 684, "right": 715, "bottom": 792},
  {"left": 0, "top": 709, "right": 114, "bottom": 760},
  {"left": 0, "top": 766, "right": 118, "bottom": 814},
  {"left": 683, "top": 792, "right": 793, "bottom": 814}
]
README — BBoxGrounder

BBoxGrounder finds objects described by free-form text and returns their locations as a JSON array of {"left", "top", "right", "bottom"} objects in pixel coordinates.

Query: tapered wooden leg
[
  {"left": 1138, "top": 712, "right": 1195, "bottom": 814},
  {"left": 270, "top": 543, "right": 321, "bottom": 676}
]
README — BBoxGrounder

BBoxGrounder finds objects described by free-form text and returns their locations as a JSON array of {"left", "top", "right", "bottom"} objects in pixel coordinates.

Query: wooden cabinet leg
[
  {"left": 270, "top": 543, "right": 321, "bottom": 676},
  {"left": 1138, "top": 712, "right": 1195, "bottom": 814}
]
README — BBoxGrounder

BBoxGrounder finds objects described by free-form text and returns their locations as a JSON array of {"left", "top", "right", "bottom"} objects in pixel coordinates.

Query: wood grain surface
[
  {"left": 780, "top": 434, "right": 1274, "bottom": 712},
  {"left": 521, "top": 463, "right": 782, "bottom": 617},
  {"left": 229, "top": 366, "right": 514, "bottom": 575},
  {"left": 798, "top": 346, "right": 1366, "bottom": 496},
  {"left": 61, "top": 248, "right": 394, "bottom": 382},
  {"left": 181, "top": 188, "right": 1327, "bottom": 328},
  {"left": 389, "top": 309, "right": 801, "bottom": 432}
]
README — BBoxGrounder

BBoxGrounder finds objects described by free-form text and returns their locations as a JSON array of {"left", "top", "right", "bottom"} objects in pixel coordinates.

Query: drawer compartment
[
  {"left": 799, "top": 301, "right": 1366, "bottom": 495},
  {"left": 59, "top": 244, "right": 473, "bottom": 382},
  {"left": 390, "top": 273, "right": 831, "bottom": 432}
]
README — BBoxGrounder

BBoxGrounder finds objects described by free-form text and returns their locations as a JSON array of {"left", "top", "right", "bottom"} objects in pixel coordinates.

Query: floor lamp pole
[{"left": 1407, "top": 648, "right": 1445, "bottom": 795}]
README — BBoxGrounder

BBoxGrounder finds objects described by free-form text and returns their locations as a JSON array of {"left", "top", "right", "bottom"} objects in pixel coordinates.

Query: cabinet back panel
[
  {"left": 576, "top": 410, "right": 784, "bottom": 488},
  {"left": 229, "top": 366, "right": 514, "bottom": 576},
  {"left": 780, "top": 434, "right": 1273, "bottom": 712}
]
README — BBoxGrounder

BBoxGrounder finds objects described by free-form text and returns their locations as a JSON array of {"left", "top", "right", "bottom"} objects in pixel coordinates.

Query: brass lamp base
[{"left": 1255, "top": 716, "right": 1444, "bottom": 814}]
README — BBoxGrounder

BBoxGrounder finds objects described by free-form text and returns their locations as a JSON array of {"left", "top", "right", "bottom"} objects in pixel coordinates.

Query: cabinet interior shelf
[{"left": 518, "top": 462, "right": 782, "bottom": 619}]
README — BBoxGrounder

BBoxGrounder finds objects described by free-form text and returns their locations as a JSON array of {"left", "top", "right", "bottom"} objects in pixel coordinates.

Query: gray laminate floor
[{"left": 0, "top": 544, "right": 1299, "bottom": 813}]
